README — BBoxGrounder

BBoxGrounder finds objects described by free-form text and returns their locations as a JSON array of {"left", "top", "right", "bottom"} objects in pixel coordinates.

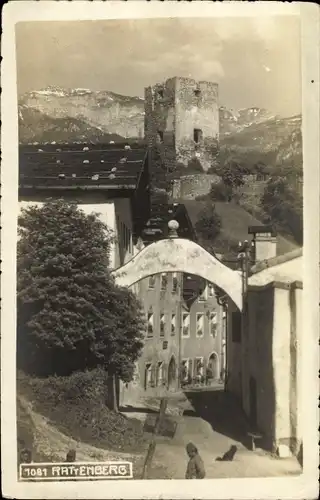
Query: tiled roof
[{"left": 19, "top": 143, "right": 147, "bottom": 191}]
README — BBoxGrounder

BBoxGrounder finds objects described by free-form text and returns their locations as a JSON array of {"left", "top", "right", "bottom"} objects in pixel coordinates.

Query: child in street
[{"left": 185, "top": 442, "right": 206, "bottom": 479}]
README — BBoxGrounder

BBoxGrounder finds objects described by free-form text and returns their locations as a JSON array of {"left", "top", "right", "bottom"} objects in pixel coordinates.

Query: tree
[
  {"left": 195, "top": 204, "right": 221, "bottom": 243},
  {"left": 221, "top": 158, "right": 247, "bottom": 190},
  {"left": 17, "top": 200, "right": 145, "bottom": 410},
  {"left": 209, "top": 181, "right": 233, "bottom": 202},
  {"left": 261, "top": 178, "right": 303, "bottom": 244}
]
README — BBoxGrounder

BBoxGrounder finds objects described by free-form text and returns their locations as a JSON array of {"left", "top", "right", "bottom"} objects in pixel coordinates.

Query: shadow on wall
[
  {"left": 183, "top": 389, "right": 252, "bottom": 448},
  {"left": 247, "top": 287, "right": 276, "bottom": 452}
]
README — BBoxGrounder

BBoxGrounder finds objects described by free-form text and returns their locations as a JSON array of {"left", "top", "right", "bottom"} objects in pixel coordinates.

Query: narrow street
[{"left": 122, "top": 387, "right": 302, "bottom": 479}]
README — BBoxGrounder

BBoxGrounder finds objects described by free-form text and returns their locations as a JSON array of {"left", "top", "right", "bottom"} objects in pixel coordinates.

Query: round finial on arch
[{"left": 168, "top": 219, "right": 179, "bottom": 238}]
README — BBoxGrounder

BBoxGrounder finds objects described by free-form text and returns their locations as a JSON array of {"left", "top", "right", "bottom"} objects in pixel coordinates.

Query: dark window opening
[
  {"left": 194, "top": 89, "right": 201, "bottom": 98},
  {"left": 193, "top": 128, "right": 203, "bottom": 144},
  {"left": 172, "top": 275, "right": 178, "bottom": 293},
  {"left": 157, "top": 131, "right": 164, "bottom": 143},
  {"left": 232, "top": 311, "right": 242, "bottom": 343},
  {"left": 160, "top": 273, "right": 168, "bottom": 290},
  {"left": 157, "top": 89, "right": 164, "bottom": 99}
]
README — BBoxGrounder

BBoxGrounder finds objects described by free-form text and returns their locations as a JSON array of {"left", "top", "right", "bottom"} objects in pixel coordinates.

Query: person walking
[{"left": 185, "top": 442, "right": 206, "bottom": 479}]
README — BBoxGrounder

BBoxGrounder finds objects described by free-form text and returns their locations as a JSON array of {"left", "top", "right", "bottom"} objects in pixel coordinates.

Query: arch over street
[{"left": 112, "top": 238, "right": 242, "bottom": 310}]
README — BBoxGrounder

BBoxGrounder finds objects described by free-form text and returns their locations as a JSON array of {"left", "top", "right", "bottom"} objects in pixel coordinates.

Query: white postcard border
[{"left": 1, "top": 2, "right": 319, "bottom": 499}]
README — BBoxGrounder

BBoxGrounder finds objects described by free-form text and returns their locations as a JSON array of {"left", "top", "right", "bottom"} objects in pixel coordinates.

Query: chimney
[{"left": 248, "top": 225, "right": 277, "bottom": 263}]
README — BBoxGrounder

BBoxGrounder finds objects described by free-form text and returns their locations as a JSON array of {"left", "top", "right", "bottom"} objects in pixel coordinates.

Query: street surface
[{"left": 121, "top": 387, "right": 302, "bottom": 479}]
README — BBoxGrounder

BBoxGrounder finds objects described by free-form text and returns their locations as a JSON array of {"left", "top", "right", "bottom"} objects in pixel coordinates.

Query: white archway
[{"left": 112, "top": 238, "right": 242, "bottom": 310}]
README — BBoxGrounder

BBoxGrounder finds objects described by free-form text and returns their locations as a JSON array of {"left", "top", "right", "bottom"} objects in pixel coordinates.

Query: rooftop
[{"left": 19, "top": 143, "right": 148, "bottom": 192}]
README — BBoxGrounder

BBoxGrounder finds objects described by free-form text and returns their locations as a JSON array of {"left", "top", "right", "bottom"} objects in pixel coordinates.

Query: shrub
[
  {"left": 210, "top": 181, "right": 233, "bottom": 202},
  {"left": 195, "top": 204, "right": 222, "bottom": 242},
  {"left": 261, "top": 178, "right": 303, "bottom": 244}
]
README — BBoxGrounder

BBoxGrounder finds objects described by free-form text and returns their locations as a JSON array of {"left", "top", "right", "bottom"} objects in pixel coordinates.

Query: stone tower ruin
[{"left": 144, "top": 77, "right": 219, "bottom": 174}]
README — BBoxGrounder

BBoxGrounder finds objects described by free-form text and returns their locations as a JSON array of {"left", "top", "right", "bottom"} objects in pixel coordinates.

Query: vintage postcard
[{"left": 1, "top": 1, "right": 319, "bottom": 499}]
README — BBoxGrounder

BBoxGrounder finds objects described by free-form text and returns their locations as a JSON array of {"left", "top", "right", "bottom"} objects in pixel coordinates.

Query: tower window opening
[
  {"left": 194, "top": 128, "right": 203, "bottom": 144},
  {"left": 157, "top": 89, "right": 164, "bottom": 99},
  {"left": 194, "top": 89, "right": 201, "bottom": 98}
]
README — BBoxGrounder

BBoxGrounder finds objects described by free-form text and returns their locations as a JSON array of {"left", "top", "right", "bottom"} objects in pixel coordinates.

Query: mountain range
[{"left": 18, "top": 86, "right": 302, "bottom": 173}]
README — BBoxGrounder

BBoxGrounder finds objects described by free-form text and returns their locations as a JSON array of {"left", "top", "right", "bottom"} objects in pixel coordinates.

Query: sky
[{"left": 15, "top": 16, "right": 301, "bottom": 117}]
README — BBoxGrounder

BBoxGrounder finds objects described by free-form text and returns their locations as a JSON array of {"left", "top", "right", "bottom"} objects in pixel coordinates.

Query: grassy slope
[
  {"left": 183, "top": 200, "right": 299, "bottom": 262},
  {"left": 17, "top": 370, "right": 147, "bottom": 461}
]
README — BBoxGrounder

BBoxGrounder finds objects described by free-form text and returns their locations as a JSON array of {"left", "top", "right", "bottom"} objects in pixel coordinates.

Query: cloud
[{"left": 15, "top": 17, "right": 301, "bottom": 116}]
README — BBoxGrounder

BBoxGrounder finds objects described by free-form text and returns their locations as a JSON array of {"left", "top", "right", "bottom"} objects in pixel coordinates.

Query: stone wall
[
  {"left": 171, "top": 173, "right": 302, "bottom": 203},
  {"left": 175, "top": 78, "right": 219, "bottom": 171},
  {"left": 144, "top": 77, "right": 219, "bottom": 174},
  {"left": 172, "top": 174, "right": 220, "bottom": 200}
]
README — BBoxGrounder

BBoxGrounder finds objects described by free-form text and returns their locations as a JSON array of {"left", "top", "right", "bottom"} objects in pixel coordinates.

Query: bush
[
  {"left": 195, "top": 204, "right": 222, "bottom": 242},
  {"left": 261, "top": 178, "right": 303, "bottom": 244},
  {"left": 209, "top": 181, "right": 233, "bottom": 202}
]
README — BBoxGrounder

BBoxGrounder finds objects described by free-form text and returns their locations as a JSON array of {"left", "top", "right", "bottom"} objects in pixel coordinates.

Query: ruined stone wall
[
  {"left": 144, "top": 77, "right": 219, "bottom": 174},
  {"left": 171, "top": 173, "right": 274, "bottom": 203},
  {"left": 172, "top": 174, "right": 220, "bottom": 201},
  {"left": 175, "top": 78, "right": 219, "bottom": 171}
]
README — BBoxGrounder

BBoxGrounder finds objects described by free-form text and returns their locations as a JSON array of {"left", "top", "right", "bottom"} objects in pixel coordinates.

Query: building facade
[
  {"left": 145, "top": 77, "right": 219, "bottom": 173},
  {"left": 124, "top": 271, "right": 225, "bottom": 400},
  {"left": 180, "top": 276, "right": 226, "bottom": 386}
]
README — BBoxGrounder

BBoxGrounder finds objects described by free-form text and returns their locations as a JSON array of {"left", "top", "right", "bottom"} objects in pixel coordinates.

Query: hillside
[
  {"left": 18, "top": 87, "right": 302, "bottom": 176},
  {"left": 220, "top": 114, "right": 302, "bottom": 174},
  {"left": 183, "top": 200, "right": 299, "bottom": 264},
  {"left": 19, "top": 106, "right": 125, "bottom": 144},
  {"left": 19, "top": 87, "right": 144, "bottom": 142}
]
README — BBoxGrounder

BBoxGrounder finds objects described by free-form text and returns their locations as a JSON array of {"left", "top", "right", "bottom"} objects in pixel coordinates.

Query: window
[
  {"left": 157, "top": 130, "right": 164, "bottom": 143},
  {"left": 160, "top": 313, "right": 165, "bottom": 337},
  {"left": 196, "top": 313, "right": 204, "bottom": 337},
  {"left": 182, "top": 313, "right": 190, "bottom": 337},
  {"left": 160, "top": 273, "right": 168, "bottom": 291},
  {"left": 145, "top": 363, "right": 155, "bottom": 389},
  {"left": 157, "top": 89, "right": 164, "bottom": 99},
  {"left": 147, "top": 312, "right": 154, "bottom": 337},
  {"left": 210, "top": 312, "right": 217, "bottom": 337},
  {"left": 208, "top": 283, "right": 215, "bottom": 297},
  {"left": 193, "top": 128, "right": 203, "bottom": 144},
  {"left": 148, "top": 275, "right": 156, "bottom": 289},
  {"left": 194, "top": 89, "right": 201, "bottom": 98},
  {"left": 171, "top": 314, "right": 176, "bottom": 335},
  {"left": 198, "top": 284, "right": 207, "bottom": 302},
  {"left": 172, "top": 273, "right": 178, "bottom": 294},
  {"left": 232, "top": 311, "right": 242, "bottom": 343}
]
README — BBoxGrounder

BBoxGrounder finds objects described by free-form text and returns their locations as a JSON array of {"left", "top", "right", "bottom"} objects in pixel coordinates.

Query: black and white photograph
[{"left": 1, "top": 1, "right": 319, "bottom": 499}]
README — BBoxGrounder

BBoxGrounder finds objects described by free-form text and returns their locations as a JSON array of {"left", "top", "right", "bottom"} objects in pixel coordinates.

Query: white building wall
[
  {"left": 272, "top": 287, "right": 291, "bottom": 445},
  {"left": 19, "top": 196, "right": 134, "bottom": 270},
  {"left": 249, "top": 255, "right": 302, "bottom": 287}
]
